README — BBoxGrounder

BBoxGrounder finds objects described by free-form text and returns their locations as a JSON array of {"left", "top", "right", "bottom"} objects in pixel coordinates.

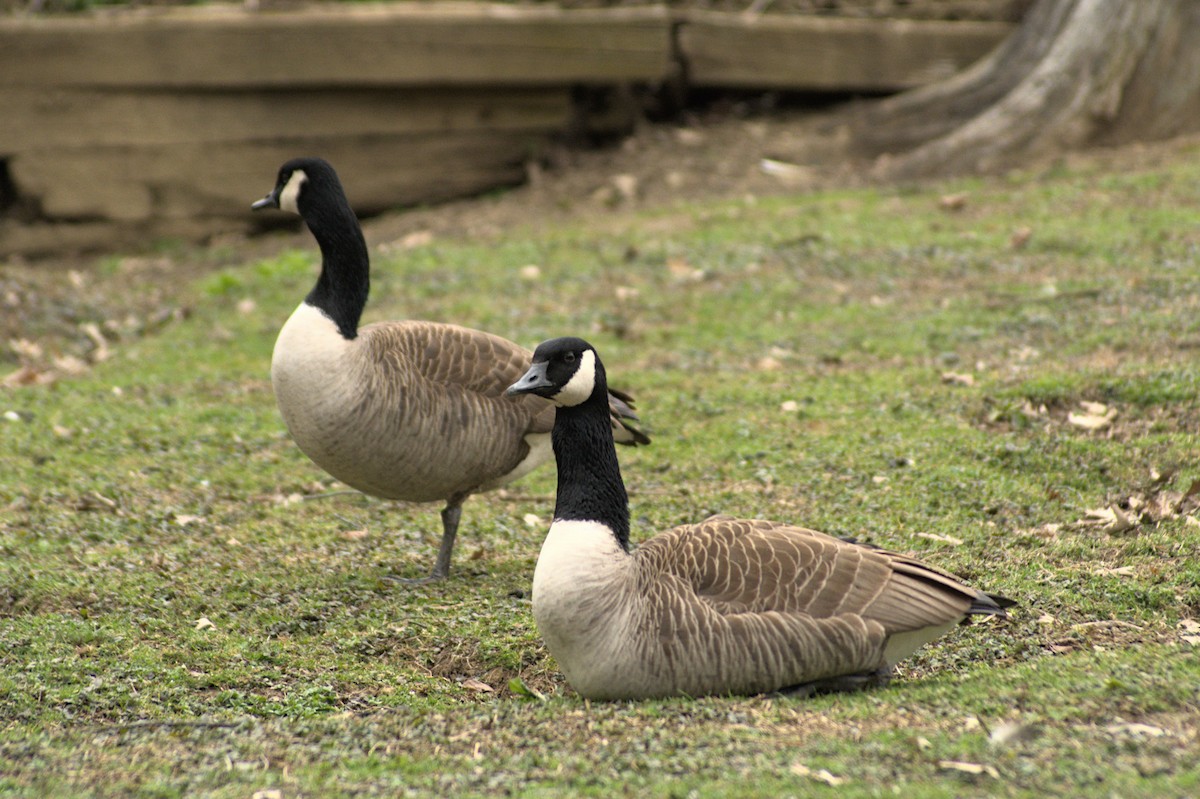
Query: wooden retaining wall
[{"left": 0, "top": 3, "right": 1013, "bottom": 256}]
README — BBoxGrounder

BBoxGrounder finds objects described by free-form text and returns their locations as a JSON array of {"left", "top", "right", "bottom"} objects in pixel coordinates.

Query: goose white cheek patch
[
  {"left": 279, "top": 169, "right": 308, "bottom": 214},
  {"left": 553, "top": 350, "right": 597, "bottom": 407}
]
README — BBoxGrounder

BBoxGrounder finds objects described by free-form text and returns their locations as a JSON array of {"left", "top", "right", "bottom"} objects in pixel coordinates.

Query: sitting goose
[
  {"left": 507, "top": 337, "right": 1013, "bottom": 700},
  {"left": 251, "top": 158, "right": 649, "bottom": 582}
]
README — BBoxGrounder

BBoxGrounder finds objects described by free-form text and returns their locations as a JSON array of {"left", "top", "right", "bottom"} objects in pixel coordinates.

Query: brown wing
[
  {"left": 360, "top": 320, "right": 554, "bottom": 434},
  {"left": 361, "top": 320, "right": 650, "bottom": 444},
  {"left": 637, "top": 515, "right": 993, "bottom": 636}
]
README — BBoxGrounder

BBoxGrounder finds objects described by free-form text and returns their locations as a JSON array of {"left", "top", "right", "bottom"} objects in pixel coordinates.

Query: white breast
[{"left": 532, "top": 520, "right": 641, "bottom": 697}]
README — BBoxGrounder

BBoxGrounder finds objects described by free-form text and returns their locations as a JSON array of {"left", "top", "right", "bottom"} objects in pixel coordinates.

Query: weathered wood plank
[
  {"left": 11, "top": 131, "right": 545, "bottom": 222},
  {"left": 678, "top": 13, "right": 1013, "bottom": 91},
  {"left": 0, "top": 87, "right": 571, "bottom": 150},
  {"left": 0, "top": 4, "right": 673, "bottom": 89}
]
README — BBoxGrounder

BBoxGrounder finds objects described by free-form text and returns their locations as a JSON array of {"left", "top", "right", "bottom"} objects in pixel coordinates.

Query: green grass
[{"left": 3, "top": 146, "right": 1200, "bottom": 797}]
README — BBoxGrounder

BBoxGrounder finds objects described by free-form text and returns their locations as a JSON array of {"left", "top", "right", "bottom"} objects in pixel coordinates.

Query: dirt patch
[{"left": 4, "top": 104, "right": 1200, "bottom": 381}]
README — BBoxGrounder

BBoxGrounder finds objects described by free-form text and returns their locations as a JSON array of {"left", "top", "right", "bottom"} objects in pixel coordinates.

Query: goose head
[
  {"left": 251, "top": 157, "right": 348, "bottom": 219},
  {"left": 507, "top": 337, "right": 605, "bottom": 408}
]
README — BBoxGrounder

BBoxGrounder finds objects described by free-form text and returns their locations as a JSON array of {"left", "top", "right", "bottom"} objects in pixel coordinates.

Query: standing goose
[
  {"left": 251, "top": 158, "right": 649, "bottom": 582},
  {"left": 507, "top": 337, "right": 1013, "bottom": 700}
]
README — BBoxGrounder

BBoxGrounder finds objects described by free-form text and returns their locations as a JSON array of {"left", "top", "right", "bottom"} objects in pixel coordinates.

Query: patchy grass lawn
[{"left": 3, "top": 142, "right": 1200, "bottom": 797}]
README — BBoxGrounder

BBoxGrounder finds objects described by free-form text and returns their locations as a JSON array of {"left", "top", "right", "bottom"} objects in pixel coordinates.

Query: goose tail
[{"left": 608, "top": 388, "right": 651, "bottom": 447}]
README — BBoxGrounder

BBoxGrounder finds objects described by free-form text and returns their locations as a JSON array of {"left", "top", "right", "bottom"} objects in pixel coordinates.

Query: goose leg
[
  {"left": 778, "top": 667, "right": 893, "bottom": 698},
  {"left": 428, "top": 501, "right": 463, "bottom": 581},
  {"left": 385, "top": 497, "right": 465, "bottom": 585}
]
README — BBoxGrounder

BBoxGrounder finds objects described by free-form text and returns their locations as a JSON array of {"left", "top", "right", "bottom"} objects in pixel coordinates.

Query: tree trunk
[{"left": 846, "top": 0, "right": 1200, "bottom": 179}]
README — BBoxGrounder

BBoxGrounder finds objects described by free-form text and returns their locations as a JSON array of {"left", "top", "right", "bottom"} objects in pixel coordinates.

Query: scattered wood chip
[
  {"left": 612, "top": 173, "right": 639, "bottom": 202},
  {"left": 938, "top": 193, "right": 968, "bottom": 211},
  {"left": 1093, "top": 566, "right": 1135, "bottom": 577},
  {"left": 916, "top": 532, "right": 964, "bottom": 546},
  {"left": 1010, "top": 226, "right": 1033, "bottom": 249},
  {"left": 789, "top": 763, "right": 846, "bottom": 786},
  {"left": 779, "top": 400, "right": 799, "bottom": 412},
  {"left": 666, "top": 257, "right": 704, "bottom": 282},
  {"left": 461, "top": 678, "right": 494, "bottom": 693},
  {"left": 341, "top": 529, "right": 369, "bottom": 541},
  {"left": 1105, "top": 722, "right": 1168, "bottom": 739},
  {"left": 523, "top": 513, "right": 542, "bottom": 529},
  {"left": 80, "top": 322, "right": 111, "bottom": 362},
  {"left": 194, "top": 617, "right": 215, "bottom": 631},
  {"left": 938, "top": 760, "right": 998, "bottom": 778},
  {"left": 1068, "top": 401, "right": 1118, "bottom": 431},
  {"left": 760, "top": 158, "right": 812, "bottom": 185},
  {"left": 174, "top": 514, "right": 205, "bottom": 526},
  {"left": 398, "top": 230, "right": 434, "bottom": 249},
  {"left": 940, "top": 371, "right": 975, "bottom": 387},
  {"left": 519, "top": 265, "right": 542, "bottom": 281}
]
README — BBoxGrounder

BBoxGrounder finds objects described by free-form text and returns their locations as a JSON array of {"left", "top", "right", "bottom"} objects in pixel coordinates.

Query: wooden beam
[
  {"left": 11, "top": 131, "right": 546, "bottom": 222},
  {"left": 0, "top": 4, "right": 673, "bottom": 89},
  {"left": 0, "top": 87, "right": 571, "bottom": 150},
  {"left": 678, "top": 13, "right": 1014, "bottom": 91}
]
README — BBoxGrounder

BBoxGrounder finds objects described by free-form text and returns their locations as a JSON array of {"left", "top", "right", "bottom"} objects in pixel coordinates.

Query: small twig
[
  {"left": 1071, "top": 620, "right": 1144, "bottom": 632},
  {"left": 301, "top": 490, "right": 362, "bottom": 501}
]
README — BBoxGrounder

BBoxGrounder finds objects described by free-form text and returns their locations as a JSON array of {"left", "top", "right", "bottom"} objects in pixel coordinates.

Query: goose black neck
[
  {"left": 551, "top": 391, "right": 631, "bottom": 551},
  {"left": 303, "top": 195, "right": 369, "bottom": 340}
]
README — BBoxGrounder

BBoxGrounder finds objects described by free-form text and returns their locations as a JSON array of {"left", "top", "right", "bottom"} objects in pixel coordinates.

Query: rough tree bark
[{"left": 847, "top": 0, "right": 1200, "bottom": 179}]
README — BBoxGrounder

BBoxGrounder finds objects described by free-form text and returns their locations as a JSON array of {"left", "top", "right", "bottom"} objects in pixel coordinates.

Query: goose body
[
  {"left": 508, "top": 337, "right": 1012, "bottom": 700},
  {"left": 252, "top": 159, "right": 648, "bottom": 581}
]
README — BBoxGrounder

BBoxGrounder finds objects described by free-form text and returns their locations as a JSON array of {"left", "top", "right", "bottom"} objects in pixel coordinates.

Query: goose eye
[{"left": 564, "top": 352, "right": 576, "bottom": 364}]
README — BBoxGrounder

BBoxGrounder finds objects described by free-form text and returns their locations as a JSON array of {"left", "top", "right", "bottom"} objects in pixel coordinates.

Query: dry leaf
[
  {"left": 1179, "top": 619, "right": 1200, "bottom": 645},
  {"left": 789, "top": 763, "right": 846, "bottom": 786},
  {"left": 1082, "top": 505, "right": 1138, "bottom": 533},
  {"left": 194, "top": 617, "right": 215, "bottom": 631},
  {"left": 2, "top": 365, "right": 54, "bottom": 387},
  {"left": 252, "top": 790, "right": 283, "bottom": 799},
  {"left": 462, "top": 678, "right": 495, "bottom": 693},
  {"left": 341, "top": 529, "right": 369, "bottom": 541},
  {"left": 1010, "top": 226, "right": 1033, "bottom": 249},
  {"left": 174, "top": 514, "right": 204, "bottom": 526}
]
